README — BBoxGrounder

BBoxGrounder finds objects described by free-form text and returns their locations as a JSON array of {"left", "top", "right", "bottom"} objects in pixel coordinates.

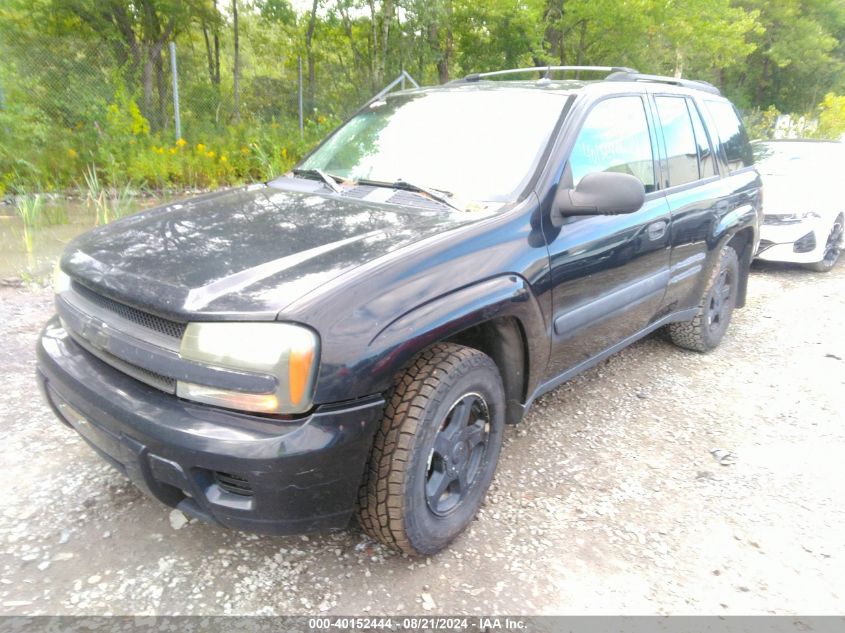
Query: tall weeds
[
  {"left": 14, "top": 193, "right": 43, "bottom": 253},
  {"left": 84, "top": 164, "right": 134, "bottom": 225}
]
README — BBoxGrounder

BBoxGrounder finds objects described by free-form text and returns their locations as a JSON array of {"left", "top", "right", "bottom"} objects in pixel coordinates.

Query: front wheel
[
  {"left": 357, "top": 343, "right": 505, "bottom": 556},
  {"left": 666, "top": 244, "right": 739, "bottom": 352},
  {"left": 804, "top": 214, "right": 843, "bottom": 273}
]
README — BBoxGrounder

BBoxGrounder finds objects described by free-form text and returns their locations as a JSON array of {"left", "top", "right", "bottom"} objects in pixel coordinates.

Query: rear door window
[
  {"left": 568, "top": 96, "right": 656, "bottom": 193},
  {"left": 704, "top": 100, "right": 754, "bottom": 172},
  {"left": 655, "top": 96, "right": 699, "bottom": 187}
]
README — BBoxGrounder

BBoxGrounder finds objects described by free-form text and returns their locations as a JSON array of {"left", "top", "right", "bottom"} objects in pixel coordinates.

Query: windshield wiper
[
  {"left": 292, "top": 168, "right": 344, "bottom": 194},
  {"left": 357, "top": 178, "right": 464, "bottom": 212}
]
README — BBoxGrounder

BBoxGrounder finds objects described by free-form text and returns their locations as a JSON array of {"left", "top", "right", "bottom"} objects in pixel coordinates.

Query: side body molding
[{"left": 553, "top": 269, "right": 670, "bottom": 337}]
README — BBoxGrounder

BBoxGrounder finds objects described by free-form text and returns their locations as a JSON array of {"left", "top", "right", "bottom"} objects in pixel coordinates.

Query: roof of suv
[{"left": 387, "top": 67, "right": 724, "bottom": 100}]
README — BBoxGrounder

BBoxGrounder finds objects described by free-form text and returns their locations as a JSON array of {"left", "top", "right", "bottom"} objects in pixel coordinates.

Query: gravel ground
[{"left": 0, "top": 261, "right": 843, "bottom": 616}]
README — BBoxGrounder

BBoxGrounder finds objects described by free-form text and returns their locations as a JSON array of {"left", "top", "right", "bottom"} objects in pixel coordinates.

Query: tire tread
[
  {"left": 667, "top": 245, "right": 738, "bottom": 352},
  {"left": 356, "top": 343, "right": 486, "bottom": 555}
]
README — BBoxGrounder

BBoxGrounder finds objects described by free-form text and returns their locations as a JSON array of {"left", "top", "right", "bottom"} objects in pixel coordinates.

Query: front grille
[
  {"left": 67, "top": 329, "right": 177, "bottom": 393},
  {"left": 763, "top": 214, "right": 801, "bottom": 225},
  {"left": 213, "top": 471, "right": 254, "bottom": 496},
  {"left": 71, "top": 281, "right": 186, "bottom": 340}
]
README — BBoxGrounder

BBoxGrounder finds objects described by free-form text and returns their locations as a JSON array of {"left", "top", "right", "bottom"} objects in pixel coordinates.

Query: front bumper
[
  {"left": 37, "top": 317, "right": 384, "bottom": 535},
  {"left": 756, "top": 217, "right": 828, "bottom": 264}
]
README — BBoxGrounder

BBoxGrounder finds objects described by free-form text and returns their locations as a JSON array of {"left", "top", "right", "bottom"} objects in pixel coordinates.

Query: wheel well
[
  {"left": 727, "top": 228, "right": 754, "bottom": 308},
  {"left": 444, "top": 317, "right": 528, "bottom": 425}
]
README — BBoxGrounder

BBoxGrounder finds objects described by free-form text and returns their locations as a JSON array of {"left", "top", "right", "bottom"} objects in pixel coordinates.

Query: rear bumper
[{"left": 37, "top": 317, "right": 384, "bottom": 535}]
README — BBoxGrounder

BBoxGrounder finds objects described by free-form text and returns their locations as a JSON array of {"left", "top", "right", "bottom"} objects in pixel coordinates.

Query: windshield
[
  {"left": 753, "top": 141, "right": 844, "bottom": 176},
  {"left": 299, "top": 89, "right": 570, "bottom": 202}
]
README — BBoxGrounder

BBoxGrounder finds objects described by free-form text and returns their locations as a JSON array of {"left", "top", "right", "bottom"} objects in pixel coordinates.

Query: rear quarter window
[{"left": 704, "top": 100, "right": 754, "bottom": 172}]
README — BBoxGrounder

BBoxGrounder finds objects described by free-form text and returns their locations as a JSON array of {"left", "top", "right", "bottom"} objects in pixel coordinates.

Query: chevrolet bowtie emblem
[{"left": 81, "top": 318, "right": 110, "bottom": 350}]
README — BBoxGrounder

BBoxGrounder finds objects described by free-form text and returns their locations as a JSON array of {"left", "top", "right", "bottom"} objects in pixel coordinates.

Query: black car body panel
[{"left": 39, "top": 77, "right": 762, "bottom": 534}]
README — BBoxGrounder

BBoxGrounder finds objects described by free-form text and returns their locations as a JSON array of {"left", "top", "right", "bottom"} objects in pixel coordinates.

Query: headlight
[
  {"left": 53, "top": 262, "right": 71, "bottom": 294},
  {"left": 177, "top": 322, "right": 319, "bottom": 415}
]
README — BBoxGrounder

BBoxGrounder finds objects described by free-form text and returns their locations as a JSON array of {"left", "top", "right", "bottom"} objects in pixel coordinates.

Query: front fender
[{"left": 313, "top": 275, "right": 548, "bottom": 405}]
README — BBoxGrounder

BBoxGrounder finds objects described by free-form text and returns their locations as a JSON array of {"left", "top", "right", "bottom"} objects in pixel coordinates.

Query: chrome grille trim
[
  {"left": 63, "top": 284, "right": 181, "bottom": 352},
  {"left": 65, "top": 327, "right": 177, "bottom": 393}
]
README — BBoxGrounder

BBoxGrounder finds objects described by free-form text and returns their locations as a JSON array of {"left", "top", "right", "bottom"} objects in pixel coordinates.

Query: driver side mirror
[{"left": 551, "top": 171, "right": 646, "bottom": 226}]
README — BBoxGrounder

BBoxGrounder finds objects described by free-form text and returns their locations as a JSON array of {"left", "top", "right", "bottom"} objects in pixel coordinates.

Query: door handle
[{"left": 647, "top": 220, "right": 667, "bottom": 241}]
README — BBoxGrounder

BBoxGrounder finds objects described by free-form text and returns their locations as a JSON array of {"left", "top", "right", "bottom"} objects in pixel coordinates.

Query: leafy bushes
[
  {"left": 0, "top": 89, "right": 338, "bottom": 196},
  {"left": 816, "top": 93, "right": 845, "bottom": 140}
]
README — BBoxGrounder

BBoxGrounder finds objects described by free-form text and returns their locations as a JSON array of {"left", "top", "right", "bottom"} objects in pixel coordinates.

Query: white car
[{"left": 754, "top": 140, "right": 844, "bottom": 272}]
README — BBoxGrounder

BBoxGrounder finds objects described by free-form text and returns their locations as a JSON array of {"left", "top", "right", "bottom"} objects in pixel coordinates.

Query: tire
[
  {"left": 357, "top": 343, "right": 505, "bottom": 556},
  {"left": 804, "top": 214, "right": 843, "bottom": 273},
  {"left": 667, "top": 244, "right": 739, "bottom": 352}
]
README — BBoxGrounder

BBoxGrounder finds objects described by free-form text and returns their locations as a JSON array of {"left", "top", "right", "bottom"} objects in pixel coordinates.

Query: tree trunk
[
  {"left": 214, "top": 36, "right": 220, "bottom": 84},
  {"left": 438, "top": 0, "right": 453, "bottom": 83},
  {"left": 673, "top": 49, "right": 684, "bottom": 79},
  {"left": 339, "top": 3, "right": 364, "bottom": 74},
  {"left": 142, "top": 45, "right": 154, "bottom": 123},
  {"left": 232, "top": 0, "right": 240, "bottom": 122},
  {"left": 202, "top": 15, "right": 220, "bottom": 86},
  {"left": 559, "top": 0, "right": 566, "bottom": 64},
  {"left": 202, "top": 22, "right": 215, "bottom": 83},
  {"left": 108, "top": 4, "right": 143, "bottom": 92},
  {"left": 305, "top": 0, "right": 319, "bottom": 115},
  {"left": 543, "top": 0, "right": 565, "bottom": 64},
  {"left": 367, "top": 0, "right": 379, "bottom": 89},
  {"left": 213, "top": 0, "right": 220, "bottom": 84},
  {"left": 155, "top": 49, "right": 168, "bottom": 130},
  {"left": 756, "top": 56, "right": 770, "bottom": 106},
  {"left": 381, "top": 0, "right": 393, "bottom": 83},
  {"left": 575, "top": 19, "right": 587, "bottom": 77}
]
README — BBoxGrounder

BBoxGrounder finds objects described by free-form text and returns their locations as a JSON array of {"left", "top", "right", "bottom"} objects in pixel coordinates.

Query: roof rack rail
[
  {"left": 461, "top": 66, "right": 638, "bottom": 82},
  {"left": 605, "top": 71, "right": 721, "bottom": 95},
  {"left": 455, "top": 66, "right": 722, "bottom": 95}
]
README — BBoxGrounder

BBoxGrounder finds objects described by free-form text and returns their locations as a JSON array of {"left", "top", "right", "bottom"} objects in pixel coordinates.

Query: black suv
[{"left": 38, "top": 67, "right": 761, "bottom": 555}]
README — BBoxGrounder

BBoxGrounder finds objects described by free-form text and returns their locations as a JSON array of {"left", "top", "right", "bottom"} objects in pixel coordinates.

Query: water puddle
[{"left": 0, "top": 196, "right": 177, "bottom": 281}]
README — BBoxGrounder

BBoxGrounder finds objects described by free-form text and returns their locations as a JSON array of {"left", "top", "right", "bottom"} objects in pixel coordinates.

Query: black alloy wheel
[{"left": 425, "top": 393, "right": 491, "bottom": 516}]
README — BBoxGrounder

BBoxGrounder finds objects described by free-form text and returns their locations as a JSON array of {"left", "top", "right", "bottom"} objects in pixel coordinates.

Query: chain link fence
[
  {"left": 168, "top": 38, "right": 307, "bottom": 140},
  {"left": 0, "top": 25, "right": 327, "bottom": 191},
  {"left": 0, "top": 37, "right": 303, "bottom": 141}
]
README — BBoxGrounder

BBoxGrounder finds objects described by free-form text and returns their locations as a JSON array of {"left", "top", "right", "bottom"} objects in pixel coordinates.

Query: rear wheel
[
  {"left": 667, "top": 244, "right": 739, "bottom": 352},
  {"left": 357, "top": 343, "right": 505, "bottom": 556},
  {"left": 804, "top": 214, "right": 843, "bottom": 273}
]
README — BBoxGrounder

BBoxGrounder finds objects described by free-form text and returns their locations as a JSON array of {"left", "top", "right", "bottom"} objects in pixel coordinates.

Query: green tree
[
  {"left": 730, "top": 0, "right": 845, "bottom": 111},
  {"left": 51, "top": 0, "right": 216, "bottom": 128},
  {"left": 815, "top": 92, "right": 845, "bottom": 138}
]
